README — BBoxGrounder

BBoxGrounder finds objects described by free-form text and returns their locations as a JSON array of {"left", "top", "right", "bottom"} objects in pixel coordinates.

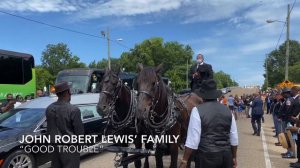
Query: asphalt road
[{"left": 78, "top": 114, "right": 296, "bottom": 168}]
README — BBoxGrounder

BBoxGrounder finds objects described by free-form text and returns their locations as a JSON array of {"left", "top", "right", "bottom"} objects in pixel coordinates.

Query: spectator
[
  {"left": 36, "top": 89, "right": 44, "bottom": 97},
  {"left": 0, "top": 93, "right": 15, "bottom": 113},
  {"left": 14, "top": 95, "right": 23, "bottom": 108},
  {"left": 228, "top": 95, "right": 235, "bottom": 113},
  {"left": 25, "top": 95, "right": 32, "bottom": 102},
  {"left": 46, "top": 82, "right": 84, "bottom": 168},
  {"left": 251, "top": 93, "right": 264, "bottom": 136}
]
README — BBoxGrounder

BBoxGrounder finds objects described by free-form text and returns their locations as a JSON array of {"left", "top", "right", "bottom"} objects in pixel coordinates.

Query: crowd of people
[
  {"left": 0, "top": 89, "right": 46, "bottom": 113},
  {"left": 266, "top": 86, "right": 300, "bottom": 168}
]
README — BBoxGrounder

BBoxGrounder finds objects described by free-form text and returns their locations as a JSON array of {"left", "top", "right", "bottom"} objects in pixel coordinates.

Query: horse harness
[
  {"left": 101, "top": 75, "right": 137, "bottom": 135},
  {"left": 138, "top": 80, "right": 180, "bottom": 137}
]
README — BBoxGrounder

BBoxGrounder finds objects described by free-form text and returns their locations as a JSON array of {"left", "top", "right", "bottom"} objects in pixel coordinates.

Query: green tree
[
  {"left": 165, "top": 64, "right": 187, "bottom": 92},
  {"left": 41, "top": 43, "right": 86, "bottom": 76},
  {"left": 88, "top": 58, "right": 121, "bottom": 72},
  {"left": 264, "top": 40, "right": 300, "bottom": 87},
  {"left": 214, "top": 71, "right": 238, "bottom": 89},
  {"left": 119, "top": 37, "right": 193, "bottom": 91},
  {"left": 289, "top": 62, "right": 300, "bottom": 82},
  {"left": 35, "top": 66, "right": 55, "bottom": 90}
]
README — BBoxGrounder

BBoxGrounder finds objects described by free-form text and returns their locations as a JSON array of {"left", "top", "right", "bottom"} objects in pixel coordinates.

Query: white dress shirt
[{"left": 185, "top": 107, "right": 239, "bottom": 150}]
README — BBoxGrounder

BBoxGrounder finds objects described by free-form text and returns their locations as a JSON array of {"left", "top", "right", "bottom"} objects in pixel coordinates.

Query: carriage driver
[
  {"left": 188, "top": 54, "right": 214, "bottom": 91},
  {"left": 179, "top": 79, "right": 238, "bottom": 168}
]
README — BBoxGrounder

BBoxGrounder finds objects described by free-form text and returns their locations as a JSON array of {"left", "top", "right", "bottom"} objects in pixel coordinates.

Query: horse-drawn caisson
[{"left": 97, "top": 63, "right": 202, "bottom": 168}]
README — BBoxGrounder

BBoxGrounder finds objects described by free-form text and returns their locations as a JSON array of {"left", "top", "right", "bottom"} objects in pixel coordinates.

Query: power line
[
  {"left": 289, "top": 0, "right": 297, "bottom": 15},
  {"left": 274, "top": 22, "right": 286, "bottom": 50},
  {"left": 272, "top": 0, "right": 296, "bottom": 51},
  {"left": 0, "top": 10, "right": 132, "bottom": 50},
  {"left": 0, "top": 10, "right": 103, "bottom": 39}
]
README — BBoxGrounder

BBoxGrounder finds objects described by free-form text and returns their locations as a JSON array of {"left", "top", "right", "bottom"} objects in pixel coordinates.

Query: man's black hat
[
  {"left": 54, "top": 82, "right": 70, "bottom": 94},
  {"left": 281, "top": 87, "right": 291, "bottom": 93},
  {"left": 194, "top": 79, "right": 222, "bottom": 99}
]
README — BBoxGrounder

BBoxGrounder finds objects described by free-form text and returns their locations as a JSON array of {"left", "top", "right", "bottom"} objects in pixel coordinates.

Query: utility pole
[
  {"left": 186, "top": 57, "right": 189, "bottom": 89},
  {"left": 266, "top": 54, "right": 269, "bottom": 89},
  {"left": 285, "top": 4, "right": 290, "bottom": 81},
  {"left": 101, "top": 28, "right": 111, "bottom": 70}
]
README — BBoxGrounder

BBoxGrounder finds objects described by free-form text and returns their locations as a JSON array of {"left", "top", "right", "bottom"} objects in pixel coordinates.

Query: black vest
[{"left": 197, "top": 102, "right": 232, "bottom": 152}]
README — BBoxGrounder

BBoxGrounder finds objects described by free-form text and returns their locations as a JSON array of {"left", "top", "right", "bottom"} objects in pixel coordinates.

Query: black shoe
[
  {"left": 252, "top": 132, "right": 257, "bottom": 135},
  {"left": 273, "top": 135, "right": 277, "bottom": 137},
  {"left": 282, "top": 153, "right": 295, "bottom": 159},
  {"left": 290, "top": 162, "right": 300, "bottom": 166},
  {"left": 257, "top": 133, "right": 260, "bottom": 136},
  {"left": 290, "top": 163, "right": 300, "bottom": 168}
]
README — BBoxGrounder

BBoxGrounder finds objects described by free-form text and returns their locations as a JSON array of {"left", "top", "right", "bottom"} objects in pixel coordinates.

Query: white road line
[{"left": 261, "top": 127, "right": 272, "bottom": 168}]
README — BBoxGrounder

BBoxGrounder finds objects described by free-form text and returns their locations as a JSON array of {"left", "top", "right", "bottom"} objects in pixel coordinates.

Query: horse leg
[
  {"left": 169, "top": 143, "right": 178, "bottom": 168},
  {"left": 155, "top": 144, "right": 164, "bottom": 168},
  {"left": 123, "top": 152, "right": 128, "bottom": 168},
  {"left": 144, "top": 143, "right": 153, "bottom": 168},
  {"left": 121, "top": 143, "right": 128, "bottom": 168},
  {"left": 134, "top": 138, "right": 142, "bottom": 168}
]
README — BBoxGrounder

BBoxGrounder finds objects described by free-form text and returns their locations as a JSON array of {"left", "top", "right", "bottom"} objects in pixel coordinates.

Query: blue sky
[{"left": 1, "top": 0, "right": 300, "bottom": 87}]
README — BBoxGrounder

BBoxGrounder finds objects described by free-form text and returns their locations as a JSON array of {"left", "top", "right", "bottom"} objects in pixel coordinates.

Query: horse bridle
[
  {"left": 138, "top": 80, "right": 161, "bottom": 113},
  {"left": 100, "top": 74, "right": 123, "bottom": 106}
]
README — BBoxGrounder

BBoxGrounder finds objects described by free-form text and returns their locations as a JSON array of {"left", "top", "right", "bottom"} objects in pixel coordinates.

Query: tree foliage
[
  {"left": 38, "top": 39, "right": 237, "bottom": 92},
  {"left": 88, "top": 58, "right": 121, "bottom": 72},
  {"left": 264, "top": 40, "right": 300, "bottom": 88},
  {"left": 214, "top": 71, "right": 238, "bottom": 89},
  {"left": 89, "top": 37, "right": 237, "bottom": 92},
  {"left": 35, "top": 66, "right": 55, "bottom": 90},
  {"left": 119, "top": 38, "right": 193, "bottom": 73},
  {"left": 119, "top": 38, "right": 194, "bottom": 92},
  {"left": 41, "top": 43, "right": 86, "bottom": 76}
]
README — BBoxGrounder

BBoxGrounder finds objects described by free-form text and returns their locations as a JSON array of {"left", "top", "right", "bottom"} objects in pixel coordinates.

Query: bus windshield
[
  {"left": 56, "top": 75, "right": 90, "bottom": 94},
  {"left": 0, "top": 49, "right": 36, "bottom": 101}
]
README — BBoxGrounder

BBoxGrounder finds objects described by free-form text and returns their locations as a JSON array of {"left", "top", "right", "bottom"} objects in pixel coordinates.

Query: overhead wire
[
  {"left": 0, "top": 10, "right": 132, "bottom": 50},
  {"left": 272, "top": 0, "right": 297, "bottom": 51}
]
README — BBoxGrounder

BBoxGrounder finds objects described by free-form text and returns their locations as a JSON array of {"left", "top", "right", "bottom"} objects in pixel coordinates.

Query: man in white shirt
[{"left": 179, "top": 79, "right": 238, "bottom": 168}]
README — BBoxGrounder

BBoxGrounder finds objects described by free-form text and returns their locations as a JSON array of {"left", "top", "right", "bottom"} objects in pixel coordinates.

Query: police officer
[
  {"left": 188, "top": 54, "right": 213, "bottom": 91},
  {"left": 279, "top": 87, "right": 295, "bottom": 159},
  {"left": 46, "top": 82, "right": 84, "bottom": 168}
]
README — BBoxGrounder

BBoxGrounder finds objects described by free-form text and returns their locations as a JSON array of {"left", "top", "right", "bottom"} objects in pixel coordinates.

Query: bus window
[
  {"left": 56, "top": 75, "right": 90, "bottom": 94},
  {"left": 0, "top": 50, "right": 36, "bottom": 101},
  {"left": 0, "top": 55, "right": 34, "bottom": 84}
]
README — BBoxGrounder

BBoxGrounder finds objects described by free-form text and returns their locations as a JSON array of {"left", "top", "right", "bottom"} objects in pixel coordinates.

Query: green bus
[{"left": 0, "top": 49, "right": 36, "bottom": 102}]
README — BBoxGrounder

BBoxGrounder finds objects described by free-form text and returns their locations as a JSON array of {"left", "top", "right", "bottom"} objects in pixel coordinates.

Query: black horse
[
  {"left": 97, "top": 69, "right": 145, "bottom": 168},
  {"left": 135, "top": 63, "right": 184, "bottom": 168}
]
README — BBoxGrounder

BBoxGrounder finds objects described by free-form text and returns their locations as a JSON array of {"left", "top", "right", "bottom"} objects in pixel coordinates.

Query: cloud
[
  {"left": 75, "top": 0, "right": 183, "bottom": 20},
  {"left": 0, "top": 0, "right": 77, "bottom": 12}
]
